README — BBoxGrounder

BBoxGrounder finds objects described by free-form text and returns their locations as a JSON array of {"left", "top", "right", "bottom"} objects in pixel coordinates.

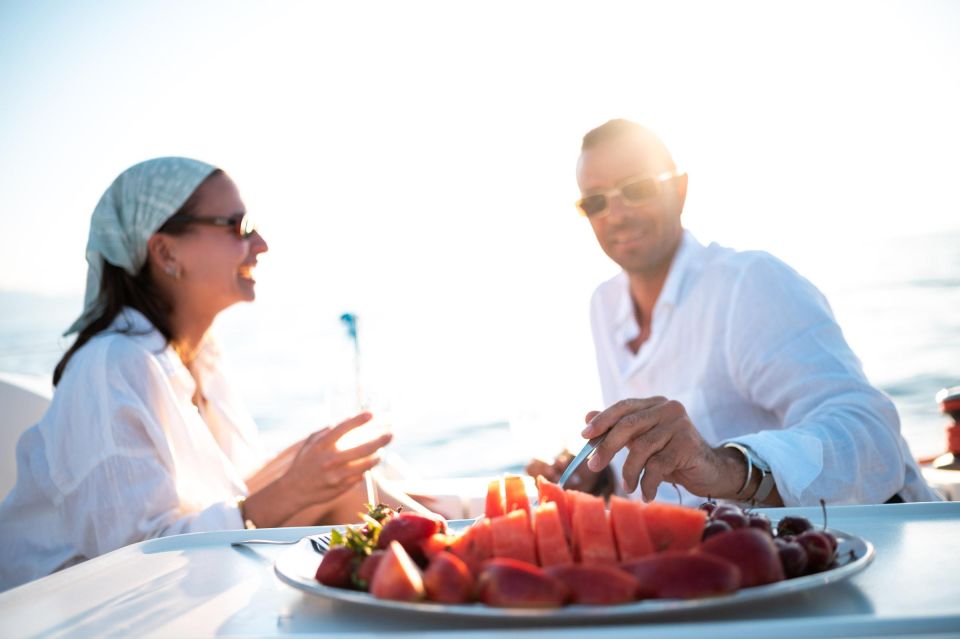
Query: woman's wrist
[{"left": 240, "top": 476, "right": 301, "bottom": 529}]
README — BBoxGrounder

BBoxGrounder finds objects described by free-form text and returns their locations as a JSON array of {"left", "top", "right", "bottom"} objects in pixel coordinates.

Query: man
[{"left": 528, "top": 119, "right": 937, "bottom": 505}]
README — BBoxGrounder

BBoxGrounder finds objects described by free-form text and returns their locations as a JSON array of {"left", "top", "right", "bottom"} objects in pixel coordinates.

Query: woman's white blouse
[{"left": 0, "top": 309, "right": 265, "bottom": 591}]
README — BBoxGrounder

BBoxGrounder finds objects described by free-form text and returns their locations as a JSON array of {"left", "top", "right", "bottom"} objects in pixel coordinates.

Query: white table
[{"left": 1, "top": 502, "right": 959, "bottom": 638}]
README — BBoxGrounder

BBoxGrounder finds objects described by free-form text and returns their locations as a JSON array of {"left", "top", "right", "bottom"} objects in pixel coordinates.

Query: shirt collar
[
  {"left": 612, "top": 229, "right": 704, "bottom": 333},
  {"left": 658, "top": 229, "right": 703, "bottom": 310}
]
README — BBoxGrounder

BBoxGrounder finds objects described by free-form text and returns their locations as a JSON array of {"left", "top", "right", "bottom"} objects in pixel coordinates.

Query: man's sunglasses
[
  {"left": 576, "top": 171, "right": 683, "bottom": 218},
  {"left": 175, "top": 213, "right": 257, "bottom": 239}
]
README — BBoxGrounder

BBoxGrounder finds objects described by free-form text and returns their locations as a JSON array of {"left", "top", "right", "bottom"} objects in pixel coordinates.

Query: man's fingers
[
  {"left": 588, "top": 404, "right": 666, "bottom": 471},
  {"left": 584, "top": 410, "right": 601, "bottom": 424},
  {"left": 582, "top": 397, "right": 666, "bottom": 439},
  {"left": 619, "top": 428, "right": 672, "bottom": 491},
  {"left": 638, "top": 454, "right": 669, "bottom": 502}
]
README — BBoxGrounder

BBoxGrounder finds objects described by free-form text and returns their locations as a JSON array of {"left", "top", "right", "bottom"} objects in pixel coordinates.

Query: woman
[{"left": 0, "top": 158, "right": 392, "bottom": 590}]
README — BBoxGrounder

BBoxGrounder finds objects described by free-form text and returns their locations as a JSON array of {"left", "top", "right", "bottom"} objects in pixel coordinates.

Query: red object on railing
[{"left": 931, "top": 387, "right": 960, "bottom": 470}]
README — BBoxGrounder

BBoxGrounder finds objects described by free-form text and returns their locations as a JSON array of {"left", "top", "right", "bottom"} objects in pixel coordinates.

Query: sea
[{"left": 2, "top": 228, "right": 958, "bottom": 480}]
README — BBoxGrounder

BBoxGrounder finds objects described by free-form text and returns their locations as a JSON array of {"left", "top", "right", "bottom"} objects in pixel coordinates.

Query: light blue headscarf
[{"left": 65, "top": 157, "right": 217, "bottom": 336}]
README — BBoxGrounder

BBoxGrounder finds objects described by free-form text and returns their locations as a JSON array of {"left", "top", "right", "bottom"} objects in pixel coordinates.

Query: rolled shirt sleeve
[{"left": 723, "top": 255, "right": 907, "bottom": 505}]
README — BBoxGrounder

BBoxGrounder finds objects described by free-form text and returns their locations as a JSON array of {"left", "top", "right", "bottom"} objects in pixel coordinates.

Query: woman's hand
[
  {"left": 242, "top": 412, "right": 392, "bottom": 527},
  {"left": 582, "top": 398, "right": 747, "bottom": 502},
  {"left": 245, "top": 437, "right": 307, "bottom": 494}
]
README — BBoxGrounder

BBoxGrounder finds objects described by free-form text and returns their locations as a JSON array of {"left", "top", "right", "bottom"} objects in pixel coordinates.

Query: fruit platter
[{"left": 274, "top": 476, "right": 875, "bottom": 619}]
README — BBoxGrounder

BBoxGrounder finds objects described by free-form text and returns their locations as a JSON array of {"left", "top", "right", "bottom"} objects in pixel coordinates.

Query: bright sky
[{"left": 2, "top": 1, "right": 958, "bottom": 450}]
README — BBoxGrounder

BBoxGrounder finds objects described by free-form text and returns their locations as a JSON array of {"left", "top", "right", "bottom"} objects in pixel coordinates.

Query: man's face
[{"left": 576, "top": 134, "right": 686, "bottom": 277}]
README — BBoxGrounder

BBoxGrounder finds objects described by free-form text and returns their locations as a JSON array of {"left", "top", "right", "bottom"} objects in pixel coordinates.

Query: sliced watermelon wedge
[
  {"left": 533, "top": 501, "right": 573, "bottom": 567},
  {"left": 643, "top": 501, "right": 708, "bottom": 552},
  {"left": 536, "top": 475, "right": 572, "bottom": 541},
  {"left": 485, "top": 478, "right": 505, "bottom": 518},
  {"left": 609, "top": 495, "right": 655, "bottom": 561},
  {"left": 570, "top": 491, "right": 617, "bottom": 565},
  {"left": 490, "top": 509, "right": 538, "bottom": 565}
]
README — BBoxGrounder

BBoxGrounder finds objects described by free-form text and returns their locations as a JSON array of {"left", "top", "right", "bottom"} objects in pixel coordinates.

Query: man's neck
[{"left": 624, "top": 238, "right": 682, "bottom": 353}]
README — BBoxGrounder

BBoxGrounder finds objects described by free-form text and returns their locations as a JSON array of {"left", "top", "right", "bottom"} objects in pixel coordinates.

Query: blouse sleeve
[
  {"left": 722, "top": 254, "right": 906, "bottom": 505},
  {"left": 41, "top": 335, "right": 246, "bottom": 559}
]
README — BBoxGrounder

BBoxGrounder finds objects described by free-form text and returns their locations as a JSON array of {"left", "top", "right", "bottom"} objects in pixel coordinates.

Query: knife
[{"left": 556, "top": 430, "right": 610, "bottom": 488}]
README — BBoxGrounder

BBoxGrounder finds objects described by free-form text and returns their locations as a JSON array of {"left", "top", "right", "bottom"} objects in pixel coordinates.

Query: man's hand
[
  {"left": 524, "top": 411, "right": 613, "bottom": 495},
  {"left": 581, "top": 397, "right": 747, "bottom": 502}
]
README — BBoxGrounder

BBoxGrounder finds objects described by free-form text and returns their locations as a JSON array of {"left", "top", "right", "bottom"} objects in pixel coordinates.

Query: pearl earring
[{"left": 165, "top": 264, "right": 181, "bottom": 280}]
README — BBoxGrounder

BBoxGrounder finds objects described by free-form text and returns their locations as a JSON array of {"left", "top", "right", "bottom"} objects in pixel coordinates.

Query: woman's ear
[{"left": 147, "top": 234, "right": 181, "bottom": 279}]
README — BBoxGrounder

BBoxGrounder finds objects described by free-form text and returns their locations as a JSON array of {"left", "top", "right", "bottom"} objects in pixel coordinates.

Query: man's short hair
[{"left": 581, "top": 119, "right": 676, "bottom": 170}]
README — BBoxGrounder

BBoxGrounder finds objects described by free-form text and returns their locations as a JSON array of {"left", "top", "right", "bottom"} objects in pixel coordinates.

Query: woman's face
[{"left": 160, "top": 173, "right": 269, "bottom": 320}]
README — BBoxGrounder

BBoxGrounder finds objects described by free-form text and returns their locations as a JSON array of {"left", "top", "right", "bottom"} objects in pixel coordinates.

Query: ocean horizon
[{"left": 2, "top": 228, "right": 958, "bottom": 479}]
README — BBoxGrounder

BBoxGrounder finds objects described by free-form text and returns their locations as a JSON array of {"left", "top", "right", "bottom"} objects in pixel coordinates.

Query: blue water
[{"left": 2, "top": 229, "right": 958, "bottom": 478}]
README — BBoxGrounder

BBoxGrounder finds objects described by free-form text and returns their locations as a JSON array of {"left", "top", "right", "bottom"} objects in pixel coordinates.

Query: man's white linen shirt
[
  {"left": 590, "top": 231, "right": 937, "bottom": 506},
  {"left": 0, "top": 309, "right": 265, "bottom": 591}
]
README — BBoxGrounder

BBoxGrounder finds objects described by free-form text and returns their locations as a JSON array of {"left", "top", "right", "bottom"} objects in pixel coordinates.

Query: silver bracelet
[
  {"left": 723, "top": 442, "right": 754, "bottom": 497},
  {"left": 723, "top": 442, "right": 775, "bottom": 503}
]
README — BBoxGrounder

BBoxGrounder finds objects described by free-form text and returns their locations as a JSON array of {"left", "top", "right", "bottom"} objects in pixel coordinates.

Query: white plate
[{"left": 274, "top": 520, "right": 875, "bottom": 620}]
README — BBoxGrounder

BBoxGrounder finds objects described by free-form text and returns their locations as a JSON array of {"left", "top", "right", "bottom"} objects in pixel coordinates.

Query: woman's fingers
[
  {"left": 333, "top": 432, "right": 393, "bottom": 462},
  {"left": 525, "top": 458, "right": 558, "bottom": 482},
  {"left": 325, "top": 412, "right": 374, "bottom": 441},
  {"left": 333, "top": 455, "right": 383, "bottom": 484}
]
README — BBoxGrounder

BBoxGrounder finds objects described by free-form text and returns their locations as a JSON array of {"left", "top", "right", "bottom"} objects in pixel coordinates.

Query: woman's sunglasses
[
  {"left": 175, "top": 213, "right": 257, "bottom": 239},
  {"left": 576, "top": 171, "right": 683, "bottom": 218}
]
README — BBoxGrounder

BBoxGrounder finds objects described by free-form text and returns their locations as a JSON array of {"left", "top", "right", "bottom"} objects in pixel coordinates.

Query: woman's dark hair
[{"left": 53, "top": 169, "right": 224, "bottom": 385}]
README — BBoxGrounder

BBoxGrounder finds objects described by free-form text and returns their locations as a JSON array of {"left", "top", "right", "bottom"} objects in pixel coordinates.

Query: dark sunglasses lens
[
  {"left": 579, "top": 194, "right": 608, "bottom": 217},
  {"left": 620, "top": 178, "right": 659, "bottom": 203}
]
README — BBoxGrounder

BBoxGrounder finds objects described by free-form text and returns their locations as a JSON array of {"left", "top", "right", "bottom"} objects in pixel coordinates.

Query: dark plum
[
  {"left": 821, "top": 530, "right": 838, "bottom": 553},
  {"left": 747, "top": 512, "right": 773, "bottom": 535},
  {"left": 796, "top": 530, "right": 834, "bottom": 573},
  {"left": 712, "top": 504, "right": 744, "bottom": 518},
  {"left": 776, "top": 516, "right": 813, "bottom": 538},
  {"left": 702, "top": 519, "right": 733, "bottom": 541},
  {"left": 714, "top": 510, "right": 748, "bottom": 529},
  {"left": 773, "top": 537, "right": 808, "bottom": 578}
]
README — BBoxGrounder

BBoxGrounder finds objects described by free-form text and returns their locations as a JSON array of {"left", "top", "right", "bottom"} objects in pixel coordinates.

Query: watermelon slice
[
  {"left": 570, "top": 491, "right": 617, "bottom": 564},
  {"left": 448, "top": 517, "right": 493, "bottom": 574},
  {"left": 609, "top": 495, "right": 655, "bottom": 561},
  {"left": 490, "top": 509, "right": 538, "bottom": 565},
  {"left": 533, "top": 502, "right": 573, "bottom": 567},
  {"left": 536, "top": 475, "right": 572, "bottom": 541},
  {"left": 503, "top": 475, "right": 531, "bottom": 517},
  {"left": 485, "top": 479, "right": 505, "bottom": 518},
  {"left": 643, "top": 501, "right": 708, "bottom": 552},
  {"left": 565, "top": 488, "right": 584, "bottom": 523}
]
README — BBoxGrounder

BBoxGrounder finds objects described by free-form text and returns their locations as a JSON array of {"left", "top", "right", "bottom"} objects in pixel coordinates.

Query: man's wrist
[{"left": 722, "top": 442, "right": 775, "bottom": 504}]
